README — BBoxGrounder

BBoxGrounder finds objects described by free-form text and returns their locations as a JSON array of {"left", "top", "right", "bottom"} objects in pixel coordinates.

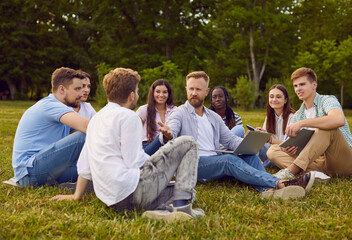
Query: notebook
[
  {"left": 205, "top": 131, "right": 271, "bottom": 155},
  {"left": 279, "top": 128, "right": 315, "bottom": 154}
]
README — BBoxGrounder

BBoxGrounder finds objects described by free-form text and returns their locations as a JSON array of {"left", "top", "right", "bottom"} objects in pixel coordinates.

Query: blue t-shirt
[{"left": 12, "top": 94, "right": 74, "bottom": 181}]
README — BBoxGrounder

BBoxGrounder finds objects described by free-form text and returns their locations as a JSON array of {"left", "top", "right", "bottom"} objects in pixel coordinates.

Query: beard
[
  {"left": 188, "top": 96, "right": 205, "bottom": 109},
  {"left": 64, "top": 96, "right": 80, "bottom": 108}
]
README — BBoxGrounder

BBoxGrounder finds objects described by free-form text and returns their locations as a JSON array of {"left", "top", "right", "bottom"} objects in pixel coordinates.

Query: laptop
[{"left": 205, "top": 131, "right": 271, "bottom": 155}]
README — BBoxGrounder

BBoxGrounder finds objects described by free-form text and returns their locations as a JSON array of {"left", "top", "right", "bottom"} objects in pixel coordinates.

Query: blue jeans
[
  {"left": 231, "top": 125, "right": 245, "bottom": 138},
  {"left": 142, "top": 137, "right": 163, "bottom": 155},
  {"left": 18, "top": 131, "right": 86, "bottom": 187},
  {"left": 259, "top": 143, "right": 276, "bottom": 168},
  {"left": 198, "top": 154, "right": 279, "bottom": 192}
]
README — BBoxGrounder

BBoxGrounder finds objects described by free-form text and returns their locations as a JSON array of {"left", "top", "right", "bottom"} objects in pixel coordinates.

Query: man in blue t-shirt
[{"left": 12, "top": 67, "right": 90, "bottom": 187}]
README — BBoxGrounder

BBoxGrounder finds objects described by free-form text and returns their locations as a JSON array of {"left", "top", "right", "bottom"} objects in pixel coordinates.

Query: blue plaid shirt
[{"left": 290, "top": 92, "right": 352, "bottom": 148}]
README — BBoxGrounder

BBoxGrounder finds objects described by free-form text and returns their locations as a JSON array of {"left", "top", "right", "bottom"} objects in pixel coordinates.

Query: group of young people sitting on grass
[{"left": 10, "top": 66, "right": 352, "bottom": 223}]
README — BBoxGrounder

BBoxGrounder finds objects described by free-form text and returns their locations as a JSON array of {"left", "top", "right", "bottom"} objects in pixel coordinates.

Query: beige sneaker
[
  {"left": 260, "top": 186, "right": 305, "bottom": 200},
  {"left": 142, "top": 210, "right": 192, "bottom": 223},
  {"left": 142, "top": 203, "right": 205, "bottom": 223},
  {"left": 273, "top": 168, "right": 295, "bottom": 179}
]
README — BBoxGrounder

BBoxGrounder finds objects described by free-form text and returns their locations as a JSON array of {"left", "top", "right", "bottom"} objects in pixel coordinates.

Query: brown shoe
[{"left": 283, "top": 171, "right": 315, "bottom": 194}]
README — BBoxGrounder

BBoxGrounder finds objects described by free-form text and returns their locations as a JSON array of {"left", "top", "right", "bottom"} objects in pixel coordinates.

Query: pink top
[{"left": 136, "top": 104, "right": 176, "bottom": 142}]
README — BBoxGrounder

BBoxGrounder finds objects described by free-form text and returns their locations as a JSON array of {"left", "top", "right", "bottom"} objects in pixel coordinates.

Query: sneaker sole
[
  {"left": 142, "top": 211, "right": 192, "bottom": 223},
  {"left": 305, "top": 171, "right": 315, "bottom": 194},
  {"left": 261, "top": 186, "right": 305, "bottom": 200},
  {"left": 314, "top": 177, "right": 330, "bottom": 184}
]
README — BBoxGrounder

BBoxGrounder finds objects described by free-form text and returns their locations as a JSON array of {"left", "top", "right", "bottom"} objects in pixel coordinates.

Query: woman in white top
[
  {"left": 136, "top": 79, "right": 176, "bottom": 155},
  {"left": 73, "top": 70, "right": 96, "bottom": 120},
  {"left": 257, "top": 84, "right": 295, "bottom": 167}
]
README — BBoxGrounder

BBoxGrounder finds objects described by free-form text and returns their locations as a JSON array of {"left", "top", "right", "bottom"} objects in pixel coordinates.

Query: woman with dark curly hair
[
  {"left": 209, "top": 86, "right": 245, "bottom": 137},
  {"left": 136, "top": 79, "right": 176, "bottom": 155}
]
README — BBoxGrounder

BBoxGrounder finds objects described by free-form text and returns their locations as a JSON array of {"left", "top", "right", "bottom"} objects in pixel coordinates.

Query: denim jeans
[
  {"left": 111, "top": 136, "right": 198, "bottom": 211},
  {"left": 18, "top": 131, "right": 86, "bottom": 187},
  {"left": 198, "top": 153, "right": 279, "bottom": 192},
  {"left": 231, "top": 125, "right": 245, "bottom": 138},
  {"left": 142, "top": 136, "right": 163, "bottom": 156}
]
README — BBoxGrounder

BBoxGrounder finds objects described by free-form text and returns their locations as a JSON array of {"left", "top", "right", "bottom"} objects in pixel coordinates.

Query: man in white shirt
[{"left": 51, "top": 68, "right": 204, "bottom": 223}]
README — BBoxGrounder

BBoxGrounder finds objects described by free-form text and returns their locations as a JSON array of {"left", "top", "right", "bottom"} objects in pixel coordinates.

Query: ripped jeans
[{"left": 112, "top": 136, "right": 199, "bottom": 211}]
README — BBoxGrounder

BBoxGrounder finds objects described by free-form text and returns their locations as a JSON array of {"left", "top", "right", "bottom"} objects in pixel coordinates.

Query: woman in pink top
[{"left": 136, "top": 79, "right": 176, "bottom": 155}]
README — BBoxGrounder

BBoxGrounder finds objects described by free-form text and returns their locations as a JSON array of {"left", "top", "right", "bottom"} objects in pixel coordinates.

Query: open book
[
  {"left": 201, "top": 131, "right": 271, "bottom": 155},
  {"left": 279, "top": 128, "right": 315, "bottom": 154}
]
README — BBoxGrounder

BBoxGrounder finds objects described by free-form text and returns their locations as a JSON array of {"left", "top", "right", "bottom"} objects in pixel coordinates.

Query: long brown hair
[
  {"left": 266, "top": 84, "right": 295, "bottom": 134},
  {"left": 146, "top": 79, "right": 174, "bottom": 143}
]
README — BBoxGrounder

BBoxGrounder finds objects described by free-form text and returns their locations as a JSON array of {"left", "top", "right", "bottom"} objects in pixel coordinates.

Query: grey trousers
[{"left": 112, "top": 136, "right": 199, "bottom": 212}]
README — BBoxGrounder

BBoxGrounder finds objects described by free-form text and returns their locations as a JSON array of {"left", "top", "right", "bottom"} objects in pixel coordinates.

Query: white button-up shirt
[
  {"left": 263, "top": 113, "right": 294, "bottom": 141},
  {"left": 78, "top": 102, "right": 149, "bottom": 206}
]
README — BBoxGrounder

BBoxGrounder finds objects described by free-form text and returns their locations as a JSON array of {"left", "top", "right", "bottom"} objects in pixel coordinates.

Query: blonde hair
[
  {"left": 291, "top": 67, "right": 317, "bottom": 83},
  {"left": 186, "top": 71, "right": 209, "bottom": 86},
  {"left": 103, "top": 68, "right": 141, "bottom": 103}
]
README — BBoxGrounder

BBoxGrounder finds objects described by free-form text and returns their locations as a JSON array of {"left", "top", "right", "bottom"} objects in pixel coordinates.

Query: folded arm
[
  {"left": 286, "top": 108, "right": 345, "bottom": 137},
  {"left": 60, "top": 112, "right": 89, "bottom": 134}
]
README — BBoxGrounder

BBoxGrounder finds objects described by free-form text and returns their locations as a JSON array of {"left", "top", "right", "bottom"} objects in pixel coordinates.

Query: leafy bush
[{"left": 229, "top": 75, "right": 256, "bottom": 111}]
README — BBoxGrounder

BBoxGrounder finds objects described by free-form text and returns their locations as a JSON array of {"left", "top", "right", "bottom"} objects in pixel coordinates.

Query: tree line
[{"left": 1, "top": 0, "right": 352, "bottom": 109}]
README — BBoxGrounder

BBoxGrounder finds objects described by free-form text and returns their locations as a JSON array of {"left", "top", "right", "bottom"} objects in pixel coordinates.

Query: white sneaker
[
  {"left": 312, "top": 171, "right": 331, "bottom": 184},
  {"left": 2, "top": 177, "right": 19, "bottom": 187},
  {"left": 273, "top": 168, "right": 295, "bottom": 179}
]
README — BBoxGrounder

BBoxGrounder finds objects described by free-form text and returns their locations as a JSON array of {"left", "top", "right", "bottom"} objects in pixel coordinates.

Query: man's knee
[
  {"left": 174, "top": 136, "right": 197, "bottom": 148},
  {"left": 266, "top": 144, "right": 280, "bottom": 161}
]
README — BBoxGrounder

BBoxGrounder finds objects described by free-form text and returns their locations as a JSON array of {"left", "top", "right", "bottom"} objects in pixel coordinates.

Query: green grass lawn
[{"left": 1, "top": 101, "right": 352, "bottom": 239}]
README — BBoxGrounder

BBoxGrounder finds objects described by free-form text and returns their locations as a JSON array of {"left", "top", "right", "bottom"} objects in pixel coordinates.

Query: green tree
[
  {"left": 140, "top": 61, "right": 186, "bottom": 105},
  {"left": 229, "top": 75, "right": 256, "bottom": 111},
  {"left": 0, "top": 0, "right": 93, "bottom": 100},
  {"left": 293, "top": 0, "right": 352, "bottom": 53},
  {"left": 95, "top": 63, "right": 114, "bottom": 107},
  {"left": 331, "top": 37, "right": 352, "bottom": 107}
]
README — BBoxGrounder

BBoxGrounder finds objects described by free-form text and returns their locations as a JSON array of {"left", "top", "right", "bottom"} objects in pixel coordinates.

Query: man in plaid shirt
[{"left": 268, "top": 67, "right": 352, "bottom": 179}]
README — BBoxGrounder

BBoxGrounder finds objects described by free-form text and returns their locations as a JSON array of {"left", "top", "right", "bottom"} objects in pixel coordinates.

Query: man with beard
[
  {"left": 158, "top": 71, "right": 316, "bottom": 199},
  {"left": 12, "top": 67, "right": 89, "bottom": 187}
]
